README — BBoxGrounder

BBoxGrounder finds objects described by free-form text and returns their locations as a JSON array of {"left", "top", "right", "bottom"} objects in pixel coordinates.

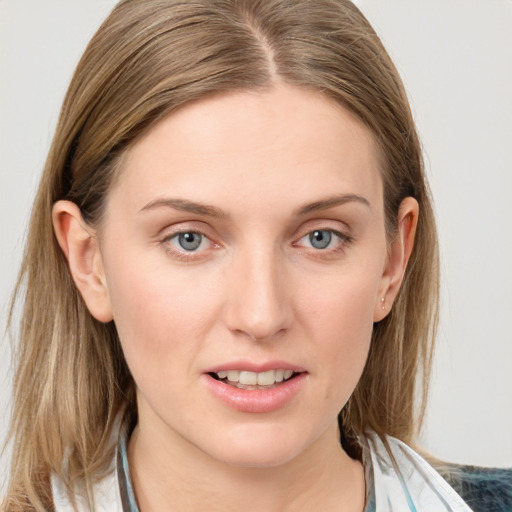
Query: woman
[{"left": 3, "top": 0, "right": 510, "bottom": 511}]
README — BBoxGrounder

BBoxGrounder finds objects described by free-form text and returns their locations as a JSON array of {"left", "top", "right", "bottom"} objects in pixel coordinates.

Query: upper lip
[{"left": 204, "top": 360, "right": 307, "bottom": 374}]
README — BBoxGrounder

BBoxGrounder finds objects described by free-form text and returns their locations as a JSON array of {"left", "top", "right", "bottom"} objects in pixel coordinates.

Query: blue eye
[
  {"left": 174, "top": 232, "right": 203, "bottom": 251},
  {"left": 308, "top": 230, "right": 333, "bottom": 249}
]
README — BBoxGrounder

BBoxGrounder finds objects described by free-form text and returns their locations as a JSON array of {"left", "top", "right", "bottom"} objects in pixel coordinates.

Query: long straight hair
[{"left": 4, "top": 0, "right": 439, "bottom": 509}]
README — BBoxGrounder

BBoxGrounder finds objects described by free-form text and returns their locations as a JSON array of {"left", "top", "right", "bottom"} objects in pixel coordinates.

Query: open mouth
[{"left": 208, "top": 369, "right": 301, "bottom": 390}]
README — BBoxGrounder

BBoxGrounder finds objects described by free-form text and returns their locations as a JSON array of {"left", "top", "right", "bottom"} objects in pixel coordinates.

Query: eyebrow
[
  {"left": 139, "top": 198, "right": 229, "bottom": 219},
  {"left": 139, "top": 193, "right": 370, "bottom": 219},
  {"left": 295, "top": 193, "right": 370, "bottom": 216}
]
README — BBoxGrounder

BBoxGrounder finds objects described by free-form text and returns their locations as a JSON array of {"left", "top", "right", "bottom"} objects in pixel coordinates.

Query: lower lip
[{"left": 203, "top": 373, "right": 307, "bottom": 413}]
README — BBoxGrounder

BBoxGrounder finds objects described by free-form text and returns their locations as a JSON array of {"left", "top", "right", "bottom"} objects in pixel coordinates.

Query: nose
[{"left": 223, "top": 247, "right": 293, "bottom": 342}]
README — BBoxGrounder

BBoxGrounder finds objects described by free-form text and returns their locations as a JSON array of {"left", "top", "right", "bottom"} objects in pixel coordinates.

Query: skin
[{"left": 53, "top": 83, "right": 418, "bottom": 511}]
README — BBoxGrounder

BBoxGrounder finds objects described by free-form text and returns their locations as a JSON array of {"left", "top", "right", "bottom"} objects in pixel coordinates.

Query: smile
[
  {"left": 210, "top": 369, "right": 297, "bottom": 389},
  {"left": 204, "top": 367, "right": 307, "bottom": 413}
]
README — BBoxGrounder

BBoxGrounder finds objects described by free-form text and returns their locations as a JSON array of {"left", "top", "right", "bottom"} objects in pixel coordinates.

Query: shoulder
[
  {"left": 361, "top": 432, "right": 473, "bottom": 511},
  {"left": 52, "top": 468, "right": 123, "bottom": 512},
  {"left": 360, "top": 432, "right": 509, "bottom": 511},
  {"left": 443, "top": 464, "right": 512, "bottom": 512}
]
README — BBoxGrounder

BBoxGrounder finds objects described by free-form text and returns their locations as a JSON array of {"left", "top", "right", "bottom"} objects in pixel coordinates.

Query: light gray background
[{"left": 1, "top": 0, "right": 511, "bottom": 485}]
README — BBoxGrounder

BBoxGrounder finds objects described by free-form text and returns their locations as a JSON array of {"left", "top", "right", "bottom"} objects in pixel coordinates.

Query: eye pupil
[
  {"left": 309, "top": 230, "right": 332, "bottom": 249},
  {"left": 178, "top": 232, "right": 202, "bottom": 251}
]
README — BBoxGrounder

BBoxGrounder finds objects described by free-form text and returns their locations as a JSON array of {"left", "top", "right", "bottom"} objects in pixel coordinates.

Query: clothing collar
[{"left": 52, "top": 429, "right": 473, "bottom": 511}]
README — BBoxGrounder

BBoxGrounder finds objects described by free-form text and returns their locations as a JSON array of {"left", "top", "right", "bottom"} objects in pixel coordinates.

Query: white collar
[{"left": 361, "top": 432, "right": 473, "bottom": 511}]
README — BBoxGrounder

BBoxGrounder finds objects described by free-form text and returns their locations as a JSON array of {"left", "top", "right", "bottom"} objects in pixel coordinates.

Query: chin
[
  {"left": 208, "top": 444, "right": 301, "bottom": 469},
  {"left": 197, "top": 423, "right": 313, "bottom": 469}
]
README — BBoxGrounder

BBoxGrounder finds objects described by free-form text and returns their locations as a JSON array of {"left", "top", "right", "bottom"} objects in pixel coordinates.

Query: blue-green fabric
[
  {"left": 444, "top": 465, "right": 512, "bottom": 512},
  {"left": 117, "top": 434, "right": 139, "bottom": 512},
  {"left": 362, "top": 465, "right": 512, "bottom": 512}
]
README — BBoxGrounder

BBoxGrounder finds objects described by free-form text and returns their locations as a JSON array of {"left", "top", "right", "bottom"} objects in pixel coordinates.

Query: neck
[{"left": 128, "top": 416, "right": 366, "bottom": 512}]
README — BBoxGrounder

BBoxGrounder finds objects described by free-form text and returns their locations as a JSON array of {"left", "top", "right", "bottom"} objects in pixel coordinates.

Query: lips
[{"left": 203, "top": 362, "right": 307, "bottom": 413}]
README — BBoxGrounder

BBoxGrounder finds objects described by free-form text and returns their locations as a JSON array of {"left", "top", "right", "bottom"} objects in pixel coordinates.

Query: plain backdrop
[{"left": 1, "top": 0, "right": 511, "bottom": 486}]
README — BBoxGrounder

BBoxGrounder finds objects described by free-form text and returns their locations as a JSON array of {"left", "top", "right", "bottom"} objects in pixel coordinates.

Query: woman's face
[{"left": 91, "top": 83, "right": 400, "bottom": 467}]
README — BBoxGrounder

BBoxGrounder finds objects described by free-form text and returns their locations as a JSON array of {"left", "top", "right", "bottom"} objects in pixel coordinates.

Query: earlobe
[
  {"left": 52, "top": 200, "right": 113, "bottom": 323},
  {"left": 374, "top": 197, "right": 419, "bottom": 322}
]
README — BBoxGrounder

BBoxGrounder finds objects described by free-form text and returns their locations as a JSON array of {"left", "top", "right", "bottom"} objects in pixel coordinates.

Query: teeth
[
  {"left": 239, "top": 370, "right": 258, "bottom": 385},
  {"left": 257, "top": 370, "right": 276, "bottom": 386},
  {"left": 227, "top": 370, "right": 239, "bottom": 382},
  {"left": 216, "top": 369, "right": 297, "bottom": 386}
]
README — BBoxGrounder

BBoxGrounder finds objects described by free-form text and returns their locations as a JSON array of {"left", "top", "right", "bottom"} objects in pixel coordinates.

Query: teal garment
[
  {"left": 444, "top": 465, "right": 512, "bottom": 512},
  {"left": 117, "top": 434, "right": 139, "bottom": 512},
  {"left": 362, "top": 466, "right": 512, "bottom": 512}
]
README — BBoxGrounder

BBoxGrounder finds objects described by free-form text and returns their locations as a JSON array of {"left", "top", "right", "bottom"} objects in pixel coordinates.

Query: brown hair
[{"left": 4, "top": 0, "right": 439, "bottom": 509}]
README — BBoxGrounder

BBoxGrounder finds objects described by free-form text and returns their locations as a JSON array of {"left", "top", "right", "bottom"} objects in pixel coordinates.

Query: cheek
[
  {"left": 298, "top": 266, "right": 380, "bottom": 397},
  {"left": 102, "top": 250, "right": 221, "bottom": 377},
  {"left": 300, "top": 263, "right": 379, "bottom": 340}
]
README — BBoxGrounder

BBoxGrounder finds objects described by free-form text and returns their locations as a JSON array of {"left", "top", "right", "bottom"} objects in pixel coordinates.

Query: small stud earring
[{"left": 381, "top": 297, "right": 385, "bottom": 310}]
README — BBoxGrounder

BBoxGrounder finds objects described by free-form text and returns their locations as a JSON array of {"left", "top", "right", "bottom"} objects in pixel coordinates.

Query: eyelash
[{"left": 159, "top": 227, "right": 353, "bottom": 261}]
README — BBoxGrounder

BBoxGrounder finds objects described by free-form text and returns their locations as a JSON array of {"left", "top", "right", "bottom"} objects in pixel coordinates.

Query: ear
[
  {"left": 52, "top": 200, "right": 113, "bottom": 323},
  {"left": 373, "top": 197, "right": 419, "bottom": 322}
]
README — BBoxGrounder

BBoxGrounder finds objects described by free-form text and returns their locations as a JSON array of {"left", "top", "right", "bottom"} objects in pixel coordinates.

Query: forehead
[{"left": 109, "top": 83, "right": 382, "bottom": 216}]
